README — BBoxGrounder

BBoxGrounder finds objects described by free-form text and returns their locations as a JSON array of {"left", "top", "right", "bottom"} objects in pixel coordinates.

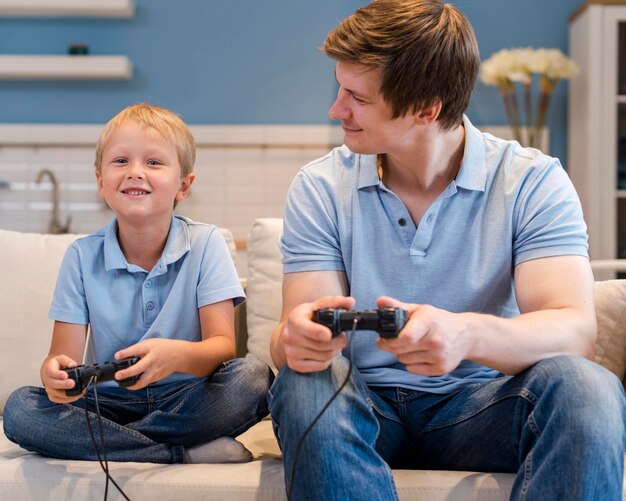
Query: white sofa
[{"left": 1, "top": 219, "right": 625, "bottom": 500}]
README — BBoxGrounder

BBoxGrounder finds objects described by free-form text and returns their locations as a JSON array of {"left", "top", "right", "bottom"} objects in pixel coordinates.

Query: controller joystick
[
  {"left": 63, "top": 356, "right": 141, "bottom": 396},
  {"left": 312, "top": 307, "right": 408, "bottom": 339}
]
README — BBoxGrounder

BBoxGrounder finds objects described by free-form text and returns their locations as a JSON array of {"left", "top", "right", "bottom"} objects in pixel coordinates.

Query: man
[{"left": 269, "top": 1, "right": 626, "bottom": 500}]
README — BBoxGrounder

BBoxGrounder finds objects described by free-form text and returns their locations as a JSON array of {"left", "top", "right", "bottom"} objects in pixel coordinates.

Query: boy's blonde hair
[{"left": 95, "top": 103, "right": 196, "bottom": 176}]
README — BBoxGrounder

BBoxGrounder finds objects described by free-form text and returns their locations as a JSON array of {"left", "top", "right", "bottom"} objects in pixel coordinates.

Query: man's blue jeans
[
  {"left": 269, "top": 355, "right": 626, "bottom": 500},
  {"left": 3, "top": 357, "right": 273, "bottom": 463}
]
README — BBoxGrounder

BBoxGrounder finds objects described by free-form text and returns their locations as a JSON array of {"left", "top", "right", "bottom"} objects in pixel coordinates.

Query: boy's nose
[{"left": 126, "top": 161, "right": 145, "bottom": 178}]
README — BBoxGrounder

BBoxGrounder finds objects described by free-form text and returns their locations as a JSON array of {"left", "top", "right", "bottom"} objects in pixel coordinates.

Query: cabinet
[{"left": 568, "top": 1, "right": 626, "bottom": 276}]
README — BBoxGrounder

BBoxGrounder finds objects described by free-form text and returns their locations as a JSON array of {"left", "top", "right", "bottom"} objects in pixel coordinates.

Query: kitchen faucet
[{"left": 35, "top": 169, "right": 71, "bottom": 234}]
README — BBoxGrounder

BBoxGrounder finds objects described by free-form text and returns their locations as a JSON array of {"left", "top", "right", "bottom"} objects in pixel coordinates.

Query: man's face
[{"left": 328, "top": 61, "right": 417, "bottom": 155}]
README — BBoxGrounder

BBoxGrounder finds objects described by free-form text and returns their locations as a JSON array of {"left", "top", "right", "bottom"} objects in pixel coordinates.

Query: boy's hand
[
  {"left": 40, "top": 355, "right": 83, "bottom": 403},
  {"left": 114, "top": 338, "right": 184, "bottom": 389}
]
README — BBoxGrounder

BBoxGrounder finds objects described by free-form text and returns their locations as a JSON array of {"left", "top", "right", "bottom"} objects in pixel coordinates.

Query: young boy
[{"left": 3, "top": 103, "right": 273, "bottom": 464}]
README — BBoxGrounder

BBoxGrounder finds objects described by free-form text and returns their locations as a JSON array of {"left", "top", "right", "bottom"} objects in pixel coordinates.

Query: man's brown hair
[{"left": 322, "top": 0, "right": 479, "bottom": 130}]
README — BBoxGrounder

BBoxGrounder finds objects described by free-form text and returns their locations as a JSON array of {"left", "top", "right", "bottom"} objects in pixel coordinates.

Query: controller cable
[
  {"left": 83, "top": 374, "right": 132, "bottom": 501},
  {"left": 286, "top": 317, "right": 358, "bottom": 501}
]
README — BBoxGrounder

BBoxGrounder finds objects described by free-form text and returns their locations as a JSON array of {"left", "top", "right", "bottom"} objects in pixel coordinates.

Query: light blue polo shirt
[
  {"left": 49, "top": 215, "right": 245, "bottom": 386},
  {"left": 281, "top": 115, "right": 588, "bottom": 394}
]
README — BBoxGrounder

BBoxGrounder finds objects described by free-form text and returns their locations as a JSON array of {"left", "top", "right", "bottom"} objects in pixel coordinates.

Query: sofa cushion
[
  {"left": 593, "top": 279, "right": 626, "bottom": 382},
  {"left": 0, "top": 226, "right": 237, "bottom": 414},
  {"left": 0, "top": 230, "right": 82, "bottom": 414},
  {"left": 245, "top": 218, "right": 283, "bottom": 370}
]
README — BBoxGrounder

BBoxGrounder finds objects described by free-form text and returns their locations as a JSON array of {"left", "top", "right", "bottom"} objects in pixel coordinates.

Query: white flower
[
  {"left": 479, "top": 47, "right": 578, "bottom": 85},
  {"left": 529, "top": 48, "right": 579, "bottom": 80}
]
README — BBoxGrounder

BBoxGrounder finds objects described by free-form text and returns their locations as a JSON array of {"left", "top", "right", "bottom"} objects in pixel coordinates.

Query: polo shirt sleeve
[
  {"left": 281, "top": 168, "right": 346, "bottom": 273},
  {"left": 48, "top": 243, "right": 89, "bottom": 325},
  {"left": 512, "top": 159, "right": 589, "bottom": 266},
  {"left": 196, "top": 227, "right": 245, "bottom": 308}
]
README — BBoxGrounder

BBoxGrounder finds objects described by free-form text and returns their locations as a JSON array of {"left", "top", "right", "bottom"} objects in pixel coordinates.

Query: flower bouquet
[{"left": 479, "top": 47, "right": 579, "bottom": 149}]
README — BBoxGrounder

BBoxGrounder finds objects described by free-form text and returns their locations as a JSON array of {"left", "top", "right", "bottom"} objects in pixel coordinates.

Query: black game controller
[
  {"left": 63, "top": 357, "right": 141, "bottom": 396},
  {"left": 312, "top": 307, "right": 408, "bottom": 339}
]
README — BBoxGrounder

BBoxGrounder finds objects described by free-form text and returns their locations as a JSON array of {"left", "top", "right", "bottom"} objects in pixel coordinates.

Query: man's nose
[{"left": 328, "top": 89, "right": 350, "bottom": 121}]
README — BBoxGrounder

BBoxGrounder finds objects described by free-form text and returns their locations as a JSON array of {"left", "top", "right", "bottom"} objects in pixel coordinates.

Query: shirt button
[
  {"left": 144, "top": 281, "right": 152, "bottom": 288},
  {"left": 146, "top": 302, "right": 154, "bottom": 310},
  {"left": 398, "top": 218, "right": 407, "bottom": 226},
  {"left": 426, "top": 215, "right": 432, "bottom": 224}
]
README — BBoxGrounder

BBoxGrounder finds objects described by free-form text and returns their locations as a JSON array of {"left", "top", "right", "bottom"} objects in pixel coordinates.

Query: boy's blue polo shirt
[
  {"left": 49, "top": 216, "right": 244, "bottom": 386},
  {"left": 281, "top": 115, "right": 588, "bottom": 394}
]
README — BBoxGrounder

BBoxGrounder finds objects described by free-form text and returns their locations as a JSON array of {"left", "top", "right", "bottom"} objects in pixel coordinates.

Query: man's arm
[
  {"left": 378, "top": 255, "right": 596, "bottom": 375},
  {"left": 270, "top": 270, "right": 352, "bottom": 371}
]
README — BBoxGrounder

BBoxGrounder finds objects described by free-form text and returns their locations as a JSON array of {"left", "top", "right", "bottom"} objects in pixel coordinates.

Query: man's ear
[
  {"left": 176, "top": 172, "right": 196, "bottom": 202},
  {"left": 414, "top": 100, "right": 442, "bottom": 125}
]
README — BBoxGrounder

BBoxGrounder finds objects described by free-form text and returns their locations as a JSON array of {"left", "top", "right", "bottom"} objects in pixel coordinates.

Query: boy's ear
[
  {"left": 414, "top": 100, "right": 442, "bottom": 125},
  {"left": 95, "top": 170, "right": 104, "bottom": 196},
  {"left": 176, "top": 173, "right": 196, "bottom": 202}
]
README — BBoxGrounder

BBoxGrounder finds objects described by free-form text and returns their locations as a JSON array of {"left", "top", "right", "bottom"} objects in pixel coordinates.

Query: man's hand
[
  {"left": 282, "top": 295, "right": 355, "bottom": 373},
  {"left": 375, "top": 296, "right": 474, "bottom": 376}
]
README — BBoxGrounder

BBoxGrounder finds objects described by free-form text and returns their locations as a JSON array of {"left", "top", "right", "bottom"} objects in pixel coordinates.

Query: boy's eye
[
  {"left": 147, "top": 160, "right": 162, "bottom": 167},
  {"left": 113, "top": 158, "right": 127, "bottom": 164}
]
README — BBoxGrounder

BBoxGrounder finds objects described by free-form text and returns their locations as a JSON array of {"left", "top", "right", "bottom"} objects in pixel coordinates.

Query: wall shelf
[
  {"left": 0, "top": 0, "right": 134, "bottom": 18},
  {"left": 0, "top": 55, "right": 133, "bottom": 80}
]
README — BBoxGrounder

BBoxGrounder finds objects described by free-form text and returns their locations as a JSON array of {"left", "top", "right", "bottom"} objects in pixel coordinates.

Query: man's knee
[
  {"left": 529, "top": 355, "right": 625, "bottom": 435},
  {"left": 269, "top": 357, "right": 354, "bottom": 429}
]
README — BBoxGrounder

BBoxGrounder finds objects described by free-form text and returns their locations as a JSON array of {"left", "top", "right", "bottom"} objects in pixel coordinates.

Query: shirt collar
[
  {"left": 455, "top": 115, "right": 487, "bottom": 192},
  {"left": 104, "top": 215, "right": 190, "bottom": 273},
  {"left": 356, "top": 114, "right": 487, "bottom": 192}
]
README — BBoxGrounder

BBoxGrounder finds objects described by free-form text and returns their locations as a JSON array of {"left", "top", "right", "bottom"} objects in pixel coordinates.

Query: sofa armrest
[{"left": 593, "top": 280, "right": 626, "bottom": 387}]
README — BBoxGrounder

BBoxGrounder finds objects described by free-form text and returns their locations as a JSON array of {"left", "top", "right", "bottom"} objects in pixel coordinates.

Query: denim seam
[
  {"left": 422, "top": 388, "right": 538, "bottom": 432},
  {"left": 65, "top": 399, "right": 158, "bottom": 445},
  {"left": 520, "top": 449, "right": 532, "bottom": 499}
]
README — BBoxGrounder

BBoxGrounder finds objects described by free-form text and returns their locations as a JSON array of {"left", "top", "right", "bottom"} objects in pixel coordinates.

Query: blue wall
[{"left": 0, "top": 0, "right": 582, "bottom": 165}]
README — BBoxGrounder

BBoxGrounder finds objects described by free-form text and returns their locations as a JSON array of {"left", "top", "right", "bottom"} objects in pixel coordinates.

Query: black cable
[
  {"left": 83, "top": 375, "right": 132, "bottom": 501},
  {"left": 286, "top": 318, "right": 358, "bottom": 501}
]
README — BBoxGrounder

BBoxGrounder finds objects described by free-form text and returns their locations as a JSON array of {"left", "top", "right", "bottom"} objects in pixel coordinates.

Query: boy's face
[
  {"left": 96, "top": 119, "right": 194, "bottom": 224},
  {"left": 328, "top": 61, "right": 418, "bottom": 155}
]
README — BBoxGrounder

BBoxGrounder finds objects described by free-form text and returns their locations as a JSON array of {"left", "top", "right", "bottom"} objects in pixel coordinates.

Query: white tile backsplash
[{"left": 0, "top": 124, "right": 341, "bottom": 250}]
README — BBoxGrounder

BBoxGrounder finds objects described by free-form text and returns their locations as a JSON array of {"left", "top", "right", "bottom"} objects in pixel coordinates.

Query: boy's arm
[
  {"left": 114, "top": 299, "right": 237, "bottom": 387},
  {"left": 41, "top": 321, "right": 88, "bottom": 402}
]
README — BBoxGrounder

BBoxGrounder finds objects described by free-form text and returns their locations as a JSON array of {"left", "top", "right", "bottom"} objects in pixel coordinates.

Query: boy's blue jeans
[
  {"left": 269, "top": 355, "right": 626, "bottom": 501},
  {"left": 3, "top": 357, "right": 273, "bottom": 463}
]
